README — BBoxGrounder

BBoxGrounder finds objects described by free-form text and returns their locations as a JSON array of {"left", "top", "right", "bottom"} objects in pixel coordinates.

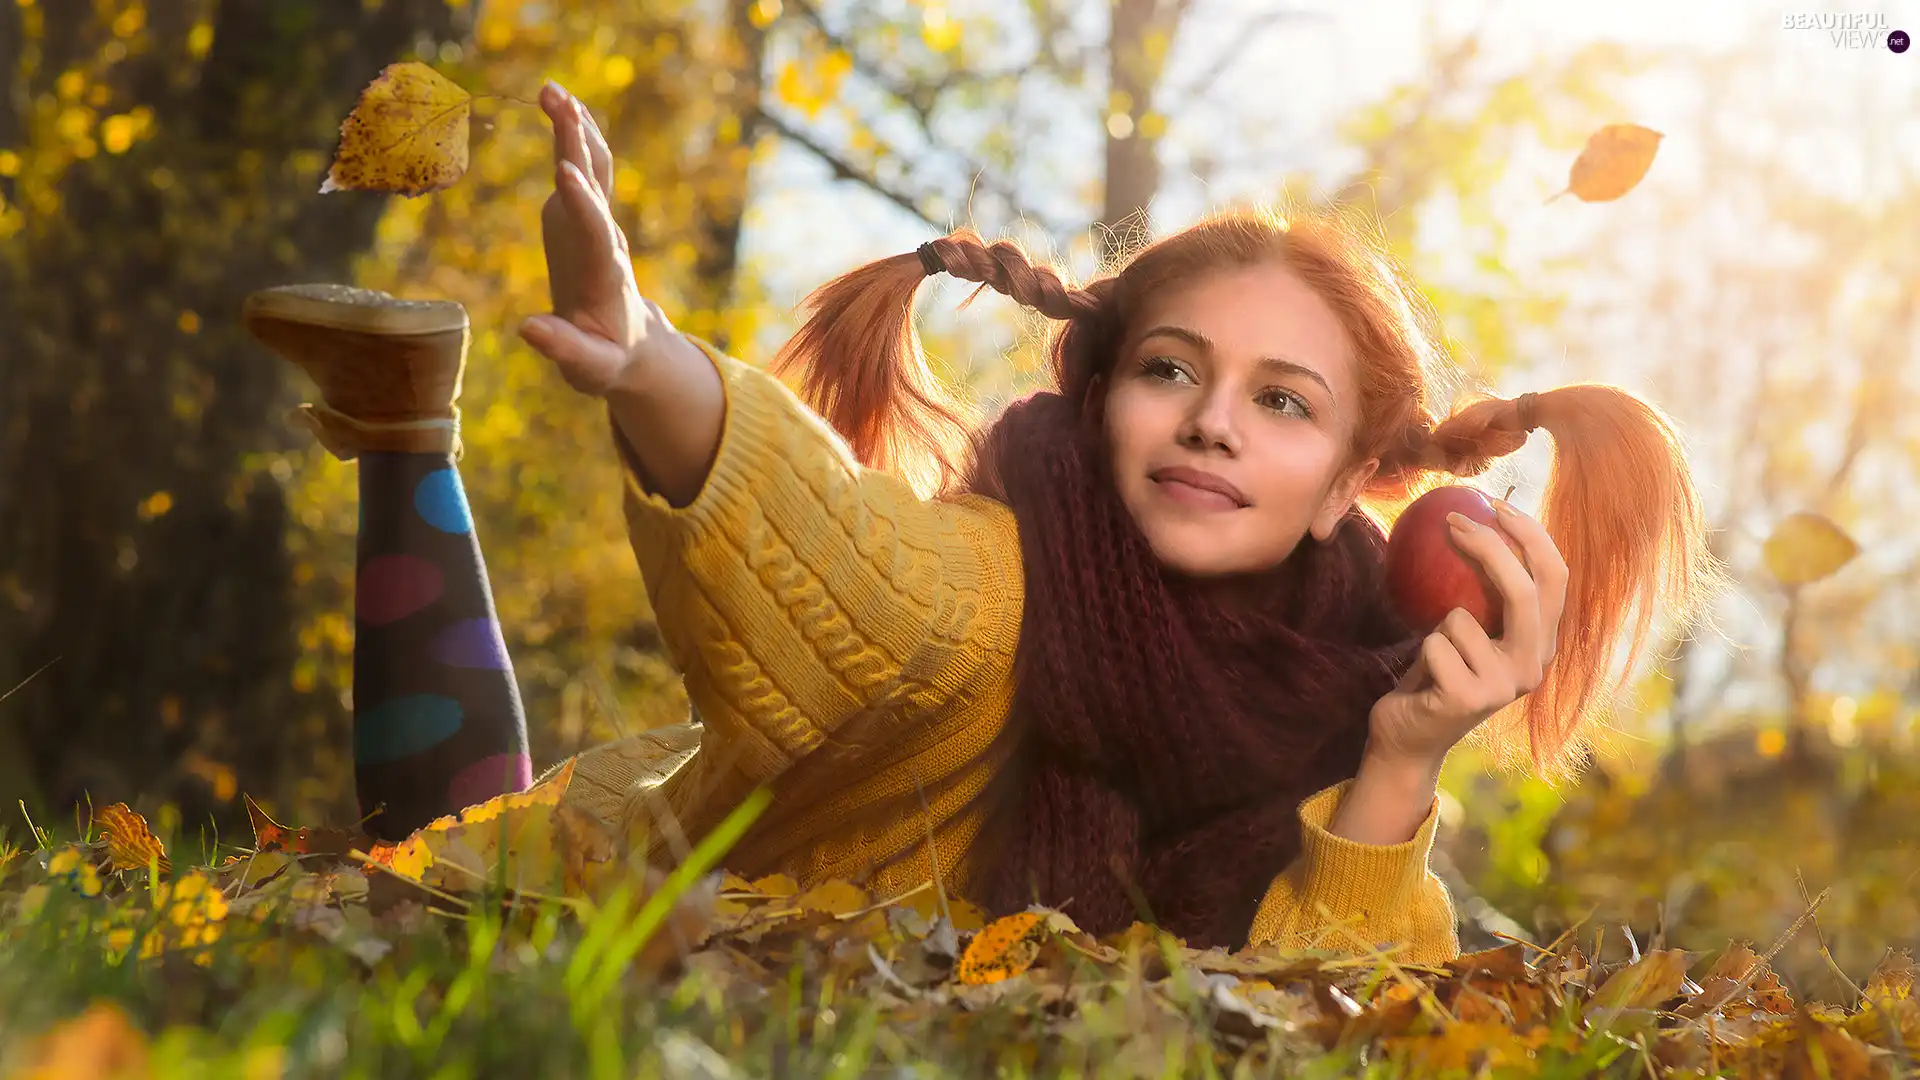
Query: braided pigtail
[
  {"left": 768, "top": 227, "right": 1100, "bottom": 498},
  {"left": 1377, "top": 386, "right": 1724, "bottom": 772}
]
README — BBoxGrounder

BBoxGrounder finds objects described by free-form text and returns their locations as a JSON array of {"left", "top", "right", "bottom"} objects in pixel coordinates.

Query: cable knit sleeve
[
  {"left": 608, "top": 338, "right": 1024, "bottom": 785},
  {"left": 1244, "top": 780, "right": 1461, "bottom": 965}
]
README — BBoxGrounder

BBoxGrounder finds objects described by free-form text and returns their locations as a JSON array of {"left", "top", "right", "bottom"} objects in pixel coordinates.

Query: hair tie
[
  {"left": 916, "top": 241, "right": 946, "bottom": 276},
  {"left": 1514, "top": 392, "right": 1541, "bottom": 433}
]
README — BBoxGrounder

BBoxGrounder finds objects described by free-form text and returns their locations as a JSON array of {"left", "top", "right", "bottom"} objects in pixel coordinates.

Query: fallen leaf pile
[{"left": 9, "top": 775, "right": 1920, "bottom": 1078}]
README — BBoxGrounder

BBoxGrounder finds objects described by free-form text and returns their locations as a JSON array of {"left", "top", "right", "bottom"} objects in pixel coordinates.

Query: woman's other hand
[{"left": 1332, "top": 501, "right": 1569, "bottom": 845}]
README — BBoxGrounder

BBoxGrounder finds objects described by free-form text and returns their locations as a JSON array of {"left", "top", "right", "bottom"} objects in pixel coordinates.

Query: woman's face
[{"left": 1102, "top": 261, "right": 1378, "bottom": 577}]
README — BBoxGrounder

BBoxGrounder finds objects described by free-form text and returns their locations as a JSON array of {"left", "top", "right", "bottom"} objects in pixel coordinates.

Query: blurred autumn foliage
[{"left": 5, "top": 0, "right": 1920, "bottom": 999}]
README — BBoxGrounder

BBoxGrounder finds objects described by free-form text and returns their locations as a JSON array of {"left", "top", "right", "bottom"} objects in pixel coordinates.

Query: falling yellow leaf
[
  {"left": 17, "top": 1002, "right": 150, "bottom": 1080},
  {"left": 1547, "top": 123, "right": 1663, "bottom": 204},
  {"left": 322, "top": 61, "right": 472, "bottom": 197},
  {"left": 1763, "top": 511, "right": 1860, "bottom": 587},
  {"left": 955, "top": 911, "right": 1047, "bottom": 985},
  {"left": 95, "top": 803, "right": 169, "bottom": 874}
]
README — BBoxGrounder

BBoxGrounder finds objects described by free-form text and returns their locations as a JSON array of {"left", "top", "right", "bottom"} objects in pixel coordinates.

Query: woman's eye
[
  {"left": 1258, "top": 389, "right": 1313, "bottom": 419},
  {"left": 1142, "top": 356, "right": 1194, "bottom": 383}
]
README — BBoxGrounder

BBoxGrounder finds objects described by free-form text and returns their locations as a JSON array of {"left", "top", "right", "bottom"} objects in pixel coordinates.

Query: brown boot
[{"left": 243, "top": 284, "right": 469, "bottom": 460}]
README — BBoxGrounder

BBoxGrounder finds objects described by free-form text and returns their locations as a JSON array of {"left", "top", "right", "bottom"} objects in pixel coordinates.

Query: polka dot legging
[{"left": 351, "top": 451, "right": 532, "bottom": 839}]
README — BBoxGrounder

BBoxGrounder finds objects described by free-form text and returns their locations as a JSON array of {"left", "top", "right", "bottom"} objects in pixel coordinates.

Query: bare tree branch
[
  {"left": 777, "top": 0, "right": 1078, "bottom": 236},
  {"left": 755, "top": 107, "right": 944, "bottom": 230},
  {"left": 1160, "top": 6, "right": 1330, "bottom": 114},
  {"left": 788, "top": 0, "right": 1089, "bottom": 109}
]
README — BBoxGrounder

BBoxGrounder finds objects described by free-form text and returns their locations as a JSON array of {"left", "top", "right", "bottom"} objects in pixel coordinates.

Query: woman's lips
[{"left": 1150, "top": 466, "right": 1248, "bottom": 511}]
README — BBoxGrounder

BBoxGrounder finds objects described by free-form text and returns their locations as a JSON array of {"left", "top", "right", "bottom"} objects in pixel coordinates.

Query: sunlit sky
[{"left": 741, "top": 0, "right": 1914, "bottom": 320}]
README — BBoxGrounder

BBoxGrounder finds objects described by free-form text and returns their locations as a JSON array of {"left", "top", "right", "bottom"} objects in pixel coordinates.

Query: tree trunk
[
  {"left": 0, "top": 0, "right": 460, "bottom": 829},
  {"left": 1097, "top": 0, "right": 1182, "bottom": 264},
  {"left": 685, "top": 0, "right": 769, "bottom": 354}
]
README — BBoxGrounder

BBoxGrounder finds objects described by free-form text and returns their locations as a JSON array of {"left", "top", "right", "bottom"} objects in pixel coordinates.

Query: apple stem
[{"left": 1503, "top": 484, "right": 1516, "bottom": 503}]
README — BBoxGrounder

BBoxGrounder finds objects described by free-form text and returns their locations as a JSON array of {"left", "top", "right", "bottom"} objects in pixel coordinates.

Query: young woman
[{"left": 245, "top": 82, "right": 1717, "bottom": 963}]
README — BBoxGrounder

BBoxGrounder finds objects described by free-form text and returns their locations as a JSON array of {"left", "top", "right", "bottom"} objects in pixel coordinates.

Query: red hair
[{"left": 770, "top": 206, "right": 1725, "bottom": 773}]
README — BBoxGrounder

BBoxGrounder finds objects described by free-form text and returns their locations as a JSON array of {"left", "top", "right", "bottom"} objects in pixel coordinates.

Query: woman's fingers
[
  {"left": 1418, "top": 629, "right": 1476, "bottom": 708},
  {"left": 1393, "top": 649, "right": 1431, "bottom": 694},
  {"left": 1493, "top": 501, "right": 1570, "bottom": 653},
  {"left": 543, "top": 82, "right": 601, "bottom": 199},
  {"left": 576, "top": 98, "right": 616, "bottom": 195},
  {"left": 557, "top": 160, "right": 614, "bottom": 247},
  {"left": 1436, "top": 607, "right": 1506, "bottom": 688},
  {"left": 519, "top": 314, "right": 627, "bottom": 392},
  {"left": 1449, "top": 512, "right": 1542, "bottom": 670},
  {"left": 544, "top": 161, "right": 626, "bottom": 316}
]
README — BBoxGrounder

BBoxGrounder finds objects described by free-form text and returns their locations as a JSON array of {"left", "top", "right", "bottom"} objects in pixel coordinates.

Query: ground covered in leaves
[{"left": 5, "top": 763, "right": 1920, "bottom": 1079}]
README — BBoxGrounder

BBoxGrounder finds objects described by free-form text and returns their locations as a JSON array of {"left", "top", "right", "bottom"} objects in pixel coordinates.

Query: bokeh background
[{"left": 4, "top": 0, "right": 1918, "bottom": 994}]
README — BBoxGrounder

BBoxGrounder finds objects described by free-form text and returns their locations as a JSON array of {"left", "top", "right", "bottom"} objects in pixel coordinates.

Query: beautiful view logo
[{"left": 1781, "top": 11, "right": 1910, "bottom": 50}]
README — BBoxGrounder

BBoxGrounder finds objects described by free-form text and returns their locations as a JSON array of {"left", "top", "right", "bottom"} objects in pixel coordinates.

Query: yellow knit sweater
[{"left": 558, "top": 341, "right": 1460, "bottom": 964}]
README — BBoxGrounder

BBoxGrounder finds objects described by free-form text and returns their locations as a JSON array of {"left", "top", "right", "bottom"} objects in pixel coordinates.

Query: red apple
[{"left": 1383, "top": 485, "right": 1526, "bottom": 637}]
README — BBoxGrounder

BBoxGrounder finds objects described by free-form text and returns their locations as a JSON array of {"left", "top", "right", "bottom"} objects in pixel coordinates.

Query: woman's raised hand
[
  {"left": 520, "top": 81, "right": 680, "bottom": 399},
  {"left": 519, "top": 82, "right": 727, "bottom": 508},
  {"left": 1365, "top": 501, "right": 1570, "bottom": 770}
]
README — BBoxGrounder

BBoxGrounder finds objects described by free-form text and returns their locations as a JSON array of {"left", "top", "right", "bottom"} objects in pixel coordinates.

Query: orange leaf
[
  {"left": 955, "top": 911, "right": 1046, "bottom": 985},
  {"left": 243, "top": 794, "right": 289, "bottom": 851},
  {"left": 95, "top": 803, "right": 168, "bottom": 874},
  {"left": 1548, "top": 123, "right": 1663, "bottom": 204}
]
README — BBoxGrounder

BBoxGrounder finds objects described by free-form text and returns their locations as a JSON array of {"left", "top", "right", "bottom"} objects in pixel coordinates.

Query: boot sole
[{"left": 243, "top": 284, "right": 468, "bottom": 337}]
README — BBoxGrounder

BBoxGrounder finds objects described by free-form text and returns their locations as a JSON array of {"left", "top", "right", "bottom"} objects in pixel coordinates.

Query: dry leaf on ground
[
  {"left": 93, "top": 803, "right": 167, "bottom": 875},
  {"left": 35, "top": 779, "right": 1920, "bottom": 1079},
  {"left": 956, "top": 912, "right": 1047, "bottom": 985}
]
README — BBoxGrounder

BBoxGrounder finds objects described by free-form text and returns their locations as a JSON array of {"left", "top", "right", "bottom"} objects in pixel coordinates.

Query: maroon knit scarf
[{"left": 966, "top": 390, "right": 1420, "bottom": 949}]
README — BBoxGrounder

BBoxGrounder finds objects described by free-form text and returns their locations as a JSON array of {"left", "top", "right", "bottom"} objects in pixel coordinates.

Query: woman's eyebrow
[{"left": 1135, "top": 324, "right": 1337, "bottom": 405}]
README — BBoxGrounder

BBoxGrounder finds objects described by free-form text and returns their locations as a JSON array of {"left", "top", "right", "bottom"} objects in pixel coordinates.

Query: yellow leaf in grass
[
  {"left": 374, "top": 760, "right": 576, "bottom": 895},
  {"left": 955, "top": 911, "right": 1047, "bottom": 985}
]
